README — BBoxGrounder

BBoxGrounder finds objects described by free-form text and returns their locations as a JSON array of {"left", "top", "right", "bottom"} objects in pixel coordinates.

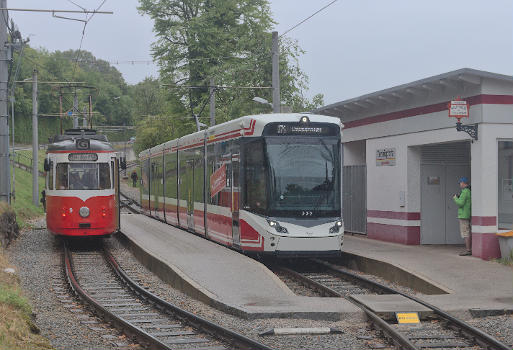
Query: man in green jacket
[{"left": 453, "top": 177, "right": 471, "bottom": 256}]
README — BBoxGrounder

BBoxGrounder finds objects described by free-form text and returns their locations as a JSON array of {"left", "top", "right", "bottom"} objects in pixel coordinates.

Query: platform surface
[
  {"left": 342, "top": 235, "right": 513, "bottom": 314},
  {"left": 120, "top": 214, "right": 360, "bottom": 319}
]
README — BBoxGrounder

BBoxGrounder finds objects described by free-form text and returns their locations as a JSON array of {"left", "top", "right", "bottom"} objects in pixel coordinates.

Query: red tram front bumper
[{"left": 46, "top": 195, "right": 117, "bottom": 237}]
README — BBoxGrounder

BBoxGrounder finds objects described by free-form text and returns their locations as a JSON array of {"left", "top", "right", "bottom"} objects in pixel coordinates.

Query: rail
[
  {"left": 63, "top": 241, "right": 273, "bottom": 350},
  {"left": 282, "top": 259, "right": 510, "bottom": 350}
]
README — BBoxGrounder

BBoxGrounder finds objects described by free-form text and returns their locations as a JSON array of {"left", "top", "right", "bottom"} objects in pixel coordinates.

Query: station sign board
[
  {"left": 376, "top": 148, "right": 396, "bottom": 166},
  {"left": 448, "top": 99, "right": 469, "bottom": 118},
  {"left": 210, "top": 164, "right": 226, "bottom": 198}
]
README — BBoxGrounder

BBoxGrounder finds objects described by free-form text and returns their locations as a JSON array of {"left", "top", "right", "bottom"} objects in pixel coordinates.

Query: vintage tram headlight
[{"left": 79, "top": 206, "right": 90, "bottom": 218}]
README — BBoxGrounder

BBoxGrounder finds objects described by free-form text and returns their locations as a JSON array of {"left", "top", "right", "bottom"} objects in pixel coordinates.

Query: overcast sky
[{"left": 9, "top": 0, "right": 513, "bottom": 105}]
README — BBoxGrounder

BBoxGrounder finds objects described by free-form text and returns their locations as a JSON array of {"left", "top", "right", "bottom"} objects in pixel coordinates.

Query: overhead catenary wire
[{"left": 280, "top": 0, "right": 338, "bottom": 38}]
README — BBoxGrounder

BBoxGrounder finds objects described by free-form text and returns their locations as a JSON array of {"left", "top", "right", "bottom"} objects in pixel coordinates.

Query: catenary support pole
[
  {"left": 59, "top": 93, "right": 63, "bottom": 134},
  {"left": 32, "top": 69, "right": 38, "bottom": 206},
  {"left": 209, "top": 78, "right": 215, "bottom": 126},
  {"left": 73, "top": 93, "right": 78, "bottom": 128},
  {"left": 272, "top": 31, "right": 280, "bottom": 113},
  {"left": 0, "top": 0, "right": 10, "bottom": 203}
]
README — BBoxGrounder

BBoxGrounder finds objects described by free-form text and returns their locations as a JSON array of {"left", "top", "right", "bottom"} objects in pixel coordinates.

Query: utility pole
[
  {"left": 209, "top": 78, "right": 215, "bottom": 126},
  {"left": 59, "top": 93, "right": 63, "bottom": 134},
  {"left": 32, "top": 69, "right": 38, "bottom": 206},
  {"left": 82, "top": 107, "right": 87, "bottom": 127},
  {"left": 0, "top": 0, "right": 10, "bottom": 203},
  {"left": 272, "top": 31, "right": 280, "bottom": 113},
  {"left": 73, "top": 93, "right": 78, "bottom": 128}
]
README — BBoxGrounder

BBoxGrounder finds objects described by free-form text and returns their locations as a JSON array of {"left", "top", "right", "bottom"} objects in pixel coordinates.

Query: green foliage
[
  {"left": 0, "top": 286, "right": 32, "bottom": 316},
  {"left": 12, "top": 167, "right": 45, "bottom": 229},
  {"left": 10, "top": 47, "right": 132, "bottom": 144},
  {"left": 137, "top": 0, "right": 323, "bottom": 141}
]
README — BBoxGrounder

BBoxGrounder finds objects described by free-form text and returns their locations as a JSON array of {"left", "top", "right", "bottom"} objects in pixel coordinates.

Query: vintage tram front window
[
  {"left": 56, "top": 163, "right": 69, "bottom": 190},
  {"left": 69, "top": 163, "right": 99, "bottom": 190},
  {"left": 265, "top": 138, "right": 340, "bottom": 217},
  {"left": 55, "top": 162, "right": 112, "bottom": 190},
  {"left": 99, "top": 163, "right": 111, "bottom": 189}
]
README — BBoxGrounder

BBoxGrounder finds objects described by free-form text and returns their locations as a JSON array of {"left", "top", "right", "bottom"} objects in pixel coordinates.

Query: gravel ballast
[
  {"left": 7, "top": 215, "right": 513, "bottom": 349},
  {"left": 8, "top": 223, "right": 138, "bottom": 350}
]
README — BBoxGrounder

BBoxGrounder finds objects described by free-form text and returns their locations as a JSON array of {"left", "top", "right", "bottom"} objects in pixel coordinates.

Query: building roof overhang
[{"left": 314, "top": 68, "right": 513, "bottom": 121}]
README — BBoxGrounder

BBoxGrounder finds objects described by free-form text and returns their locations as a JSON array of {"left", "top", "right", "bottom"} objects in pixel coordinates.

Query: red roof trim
[
  {"left": 344, "top": 94, "right": 513, "bottom": 129},
  {"left": 47, "top": 150, "right": 115, "bottom": 154}
]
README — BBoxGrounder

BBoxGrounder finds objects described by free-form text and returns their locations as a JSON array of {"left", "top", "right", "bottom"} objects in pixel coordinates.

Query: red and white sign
[
  {"left": 210, "top": 164, "right": 226, "bottom": 198},
  {"left": 448, "top": 99, "right": 469, "bottom": 118}
]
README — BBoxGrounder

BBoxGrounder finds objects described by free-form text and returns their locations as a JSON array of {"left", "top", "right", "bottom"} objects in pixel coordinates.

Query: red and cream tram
[
  {"left": 44, "top": 129, "right": 120, "bottom": 237},
  {"left": 139, "top": 114, "right": 343, "bottom": 256}
]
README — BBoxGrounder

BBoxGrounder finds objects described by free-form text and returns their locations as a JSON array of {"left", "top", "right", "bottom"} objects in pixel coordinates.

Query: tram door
[
  {"left": 185, "top": 158, "right": 195, "bottom": 230},
  {"left": 231, "top": 145, "right": 241, "bottom": 248},
  {"left": 112, "top": 157, "right": 120, "bottom": 231}
]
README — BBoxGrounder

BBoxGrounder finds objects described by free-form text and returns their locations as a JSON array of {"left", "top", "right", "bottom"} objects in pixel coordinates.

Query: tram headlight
[
  {"left": 267, "top": 219, "right": 278, "bottom": 227},
  {"left": 266, "top": 219, "right": 288, "bottom": 234},
  {"left": 79, "top": 206, "right": 90, "bottom": 218},
  {"left": 300, "top": 116, "right": 310, "bottom": 124},
  {"left": 329, "top": 220, "right": 343, "bottom": 234}
]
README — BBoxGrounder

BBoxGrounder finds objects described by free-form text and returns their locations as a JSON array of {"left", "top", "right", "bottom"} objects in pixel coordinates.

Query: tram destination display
[{"left": 263, "top": 122, "right": 339, "bottom": 136}]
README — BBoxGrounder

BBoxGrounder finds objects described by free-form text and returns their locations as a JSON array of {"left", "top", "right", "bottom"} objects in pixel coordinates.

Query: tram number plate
[{"left": 395, "top": 312, "right": 420, "bottom": 324}]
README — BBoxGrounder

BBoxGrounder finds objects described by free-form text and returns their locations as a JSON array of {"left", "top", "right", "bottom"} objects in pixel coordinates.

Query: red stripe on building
[
  {"left": 471, "top": 216, "right": 497, "bottom": 226},
  {"left": 344, "top": 94, "right": 513, "bottom": 129},
  {"left": 471, "top": 233, "right": 501, "bottom": 260},
  {"left": 367, "top": 223, "right": 420, "bottom": 245},
  {"left": 367, "top": 210, "right": 420, "bottom": 220}
]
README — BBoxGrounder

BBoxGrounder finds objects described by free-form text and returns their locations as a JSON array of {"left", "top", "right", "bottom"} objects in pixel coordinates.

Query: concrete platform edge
[
  {"left": 339, "top": 251, "right": 451, "bottom": 295},
  {"left": 116, "top": 232, "right": 358, "bottom": 320}
]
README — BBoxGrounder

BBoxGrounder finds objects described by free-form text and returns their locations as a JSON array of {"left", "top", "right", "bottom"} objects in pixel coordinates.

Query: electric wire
[{"left": 280, "top": 0, "right": 338, "bottom": 38}]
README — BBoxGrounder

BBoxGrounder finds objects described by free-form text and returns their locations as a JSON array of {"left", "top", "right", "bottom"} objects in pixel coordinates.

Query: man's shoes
[{"left": 459, "top": 250, "right": 472, "bottom": 256}]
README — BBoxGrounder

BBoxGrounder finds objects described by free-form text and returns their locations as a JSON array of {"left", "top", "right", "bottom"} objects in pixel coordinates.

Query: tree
[
  {"left": 138, "top": 0, "right": 318, "bottom": 132},
  {"left": 10, "top": 47, "right": 133, "bottom": 143}
]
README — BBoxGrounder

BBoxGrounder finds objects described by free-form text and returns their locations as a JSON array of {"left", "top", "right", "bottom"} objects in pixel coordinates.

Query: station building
[{"left": 316, "top": 68, "right": 513, "bottom": 260}]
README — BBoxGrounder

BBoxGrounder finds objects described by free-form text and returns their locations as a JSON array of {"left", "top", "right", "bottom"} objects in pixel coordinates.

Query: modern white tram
[{"left": 139, "top": 113, "right": 343, "bottom": 256}]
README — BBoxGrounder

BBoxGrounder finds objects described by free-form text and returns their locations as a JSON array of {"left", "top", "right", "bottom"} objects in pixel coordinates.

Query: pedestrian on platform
[
  {"left": 453, "top": 177, "right": 471, "bottom": 256},
  {"left": 131, "top": 170, "right": 138, "bottom": 187}
]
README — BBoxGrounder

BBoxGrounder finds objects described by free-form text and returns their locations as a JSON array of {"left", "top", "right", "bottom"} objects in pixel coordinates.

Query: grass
[
  {"left": 0, "top": 249, "right": 52, "bottom": 350},
  {"left": 11, "top": 168, "right": 45, "bottom": 229},
  {"left": 12, "top": 150, "right": 46, "bottom": 174}
]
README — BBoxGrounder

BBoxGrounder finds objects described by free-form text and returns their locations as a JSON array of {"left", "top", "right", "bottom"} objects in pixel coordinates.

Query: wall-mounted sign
[
  {"left": 376, "top": 148, "right": 396, "bottom": 166},
  {"left": 427, "top": 176, "right": 440, "bottom": 185},
  {"left": 210, "top": 164, "right": 226, "bottom": 198}
]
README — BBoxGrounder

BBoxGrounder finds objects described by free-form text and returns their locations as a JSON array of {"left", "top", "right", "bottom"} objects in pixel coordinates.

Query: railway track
[
  {"left": 63, "top": 241, "right": 273, "bottom": 350},
  {"left": 119, "top": 192, "right": 142, "bottom": 214},
  {"left": 273, "top": 259, "right": 510, "bottom": 350}
]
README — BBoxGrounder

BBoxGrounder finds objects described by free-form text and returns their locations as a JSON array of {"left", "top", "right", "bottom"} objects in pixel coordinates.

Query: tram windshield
[
  {"left": 243, "top": 137, "right": 341, "bottom": 218},
  {"left": 55, "top": 162, "right": 112, "bottom": 190}
]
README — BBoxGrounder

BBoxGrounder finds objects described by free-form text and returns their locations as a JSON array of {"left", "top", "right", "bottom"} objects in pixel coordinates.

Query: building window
[{"left": 498, "top": 141, "right": 513, "bottom": 229}]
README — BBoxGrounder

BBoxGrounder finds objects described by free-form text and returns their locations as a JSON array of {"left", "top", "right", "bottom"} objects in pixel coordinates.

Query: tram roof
[
  {"left": 140, "top": 113, "right": 341, "bottom": 158},
  {"left": 47, "top": 139, "right": 114, "bottom": 152},
  {"left": 47, "top": 129, "right": 114, "bottom": 152}
]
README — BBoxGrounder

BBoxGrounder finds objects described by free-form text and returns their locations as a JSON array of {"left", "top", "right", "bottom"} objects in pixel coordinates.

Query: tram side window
[
  {"left": 56, "top": 163, "right": 69, "bottom": 190},
  {"left": 243, "top": 139, "right": 267, "bottom": 214},
  {"left": 47, "top": 165, "right": 54, "bottom": 190},
  {"left": 99, "top": 163, "right": 111, "bottom": 189}
]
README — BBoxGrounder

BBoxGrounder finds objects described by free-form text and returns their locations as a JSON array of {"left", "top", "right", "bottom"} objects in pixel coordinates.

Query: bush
[{"left": 0, "top": 203, "right": 19, "bottom": 248}]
